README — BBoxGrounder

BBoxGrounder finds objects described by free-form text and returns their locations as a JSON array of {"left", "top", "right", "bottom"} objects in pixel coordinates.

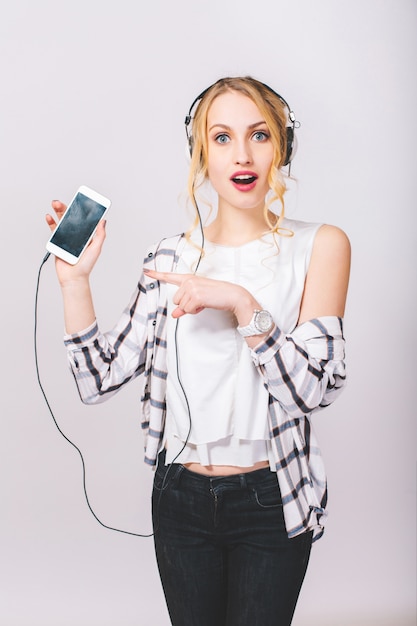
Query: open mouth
[{"left": 231, "top": 174, "right": 258, "bottom": 185}]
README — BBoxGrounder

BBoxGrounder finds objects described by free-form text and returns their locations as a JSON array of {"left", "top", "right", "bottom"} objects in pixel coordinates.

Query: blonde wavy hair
[{"left": 186, "top": 76, "right": 294, "bottom": 239}]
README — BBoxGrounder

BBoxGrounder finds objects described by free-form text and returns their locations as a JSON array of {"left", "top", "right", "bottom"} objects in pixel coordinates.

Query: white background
[{"left": 1, "top": 1, "right": 416, "bottom": 624}]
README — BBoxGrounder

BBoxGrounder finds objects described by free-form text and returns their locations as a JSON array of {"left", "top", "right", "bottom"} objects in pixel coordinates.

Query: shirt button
[
  {"left": 152, "top": 320, "right": 157, "bottom": 326},
  {"left": 148, "top": 252, "right": 153, "bottom": 258},
  {"left": 150, "top": 282, "right": 155, "bottom": 289}
]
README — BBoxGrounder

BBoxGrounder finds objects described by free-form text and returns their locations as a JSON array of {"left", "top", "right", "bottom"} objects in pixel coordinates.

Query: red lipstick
[{"left": 230, "top": 170, "right": 258, "bottom": 192}]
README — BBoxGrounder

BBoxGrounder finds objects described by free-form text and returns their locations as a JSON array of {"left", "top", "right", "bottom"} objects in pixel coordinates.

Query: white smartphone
[{"left": 46, "top": 185, "right": 111, "bottom": 264}]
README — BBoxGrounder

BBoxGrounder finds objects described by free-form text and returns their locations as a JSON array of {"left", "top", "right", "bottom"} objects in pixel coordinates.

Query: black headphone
[{"left": 184, "top": 79, "right": 299, "bottom": 168}]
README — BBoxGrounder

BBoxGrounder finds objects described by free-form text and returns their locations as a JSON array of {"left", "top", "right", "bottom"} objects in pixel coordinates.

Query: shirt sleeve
[
  {"left": 63, "top": 278, "right": 150, "bottom": 405},
  {"left": 250, "top": 316, "right": 346, "bottom": 418}
]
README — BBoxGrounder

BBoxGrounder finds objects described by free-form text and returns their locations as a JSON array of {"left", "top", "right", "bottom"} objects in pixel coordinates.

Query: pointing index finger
[{"left": 143, "top": 269, "right": 185, "bottom": 286}]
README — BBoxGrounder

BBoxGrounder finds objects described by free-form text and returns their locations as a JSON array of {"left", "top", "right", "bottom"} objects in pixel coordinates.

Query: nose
[{"left": 234, "top": 139, "right": 252, "bottom": 165}]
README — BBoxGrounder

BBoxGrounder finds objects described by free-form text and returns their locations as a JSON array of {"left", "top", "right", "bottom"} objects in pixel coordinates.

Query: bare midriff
[{"left": 183, "top": 459, "right": 270, "bottom": 477}]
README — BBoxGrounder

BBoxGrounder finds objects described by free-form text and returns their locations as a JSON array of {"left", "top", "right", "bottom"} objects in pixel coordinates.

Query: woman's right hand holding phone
[
  {"left": 46, "top": 200, "right": 105, "bottom": 333},
  {"left": 46, "top": 200, "right": 107, "bottom": 285}
]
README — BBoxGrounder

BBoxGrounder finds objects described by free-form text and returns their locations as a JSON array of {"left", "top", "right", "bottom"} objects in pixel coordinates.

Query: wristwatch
[{"left": 237, "top": 309, "right": 274, "bottom": 337}]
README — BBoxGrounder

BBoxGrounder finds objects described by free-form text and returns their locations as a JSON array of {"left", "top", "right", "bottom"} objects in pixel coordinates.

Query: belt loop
[{"left": 239, "top": 474, "right": 248, "bottom": 489}]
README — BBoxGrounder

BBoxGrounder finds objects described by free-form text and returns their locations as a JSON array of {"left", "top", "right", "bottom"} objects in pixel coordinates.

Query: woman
[{"left": 46, "top": 76, "right": 350, "bottom": 625}]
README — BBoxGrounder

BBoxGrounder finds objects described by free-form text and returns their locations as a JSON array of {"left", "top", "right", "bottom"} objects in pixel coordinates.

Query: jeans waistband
[{"left": 157, "top": 448, "right": 276, "bottom": 490}]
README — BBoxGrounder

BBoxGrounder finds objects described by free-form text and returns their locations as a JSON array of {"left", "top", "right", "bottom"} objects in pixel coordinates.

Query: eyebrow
[{"left": 208, "top": 121, "right": 267, "bottom": 132}]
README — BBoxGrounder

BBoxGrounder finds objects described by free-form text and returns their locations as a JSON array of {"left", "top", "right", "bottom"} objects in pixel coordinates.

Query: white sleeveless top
[{"left": 164, "top": 218, "right": 322, "bottom": 468}]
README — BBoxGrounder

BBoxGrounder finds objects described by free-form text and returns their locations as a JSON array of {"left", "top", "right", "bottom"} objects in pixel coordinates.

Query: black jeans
[{"left": 152, "top": 450, "right": 312, "bottom": 626}]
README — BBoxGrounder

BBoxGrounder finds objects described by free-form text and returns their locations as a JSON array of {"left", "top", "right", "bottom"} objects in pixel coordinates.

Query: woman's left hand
[{"left": 143, "top": 269, "right": 257, "bottom": 322}]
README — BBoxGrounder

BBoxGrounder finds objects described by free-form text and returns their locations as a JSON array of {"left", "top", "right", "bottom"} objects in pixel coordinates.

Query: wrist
[
  {"left": 232, "top": 290, "right": 260, "bottom": 326},
  {"left": 60, "top": 276, "right": 91, "bottom": 291}
]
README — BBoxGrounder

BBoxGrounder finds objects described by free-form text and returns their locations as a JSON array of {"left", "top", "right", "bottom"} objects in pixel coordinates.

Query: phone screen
[{"left": 49, "top": 192, "right": 107, "bottom": 258}]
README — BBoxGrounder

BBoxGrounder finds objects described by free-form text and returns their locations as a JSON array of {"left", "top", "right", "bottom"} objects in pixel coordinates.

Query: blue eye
[
  {"left": 215, "top": 133, "right": 230, "bottom": 144},
  {"left": 253, "top": 131, "right": 269, "bottom": 142}
]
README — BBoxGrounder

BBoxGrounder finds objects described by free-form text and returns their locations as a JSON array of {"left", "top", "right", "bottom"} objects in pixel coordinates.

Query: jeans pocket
[{"left": 251, "top": 479, "right": 283, "bottom": 509}]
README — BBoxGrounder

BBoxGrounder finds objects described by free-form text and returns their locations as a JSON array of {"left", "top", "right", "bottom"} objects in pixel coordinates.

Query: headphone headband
[{"left": 184, "top": 78, "right": 299, "bottom": 168}]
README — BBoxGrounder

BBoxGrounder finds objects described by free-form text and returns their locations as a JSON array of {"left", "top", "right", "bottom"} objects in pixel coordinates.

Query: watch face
[{"left": 255, "top": 310, "right": 273, "bottom": 332}]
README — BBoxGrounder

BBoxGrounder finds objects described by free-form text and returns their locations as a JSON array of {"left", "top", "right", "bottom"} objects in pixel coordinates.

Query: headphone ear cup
[
  {"left": 185, "top": 140, "right": 192, "bottom": 164},
  {"left": 284, "top": 126, "right": 295, "bottom": 166}
]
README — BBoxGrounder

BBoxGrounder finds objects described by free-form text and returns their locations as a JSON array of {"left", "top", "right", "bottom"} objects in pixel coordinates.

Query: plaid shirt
[{"left": 64, "top": 234, "right": 346, "bottom": 541}]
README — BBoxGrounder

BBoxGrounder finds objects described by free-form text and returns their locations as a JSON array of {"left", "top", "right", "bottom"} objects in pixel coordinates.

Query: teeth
[{"left": 235, "top": 175, "right": 253, "bottom": 180}]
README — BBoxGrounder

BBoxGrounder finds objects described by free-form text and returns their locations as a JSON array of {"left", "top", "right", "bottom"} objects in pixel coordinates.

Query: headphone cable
[{"left": 34, "top": 252, "right": 153, "bottom": 538}]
